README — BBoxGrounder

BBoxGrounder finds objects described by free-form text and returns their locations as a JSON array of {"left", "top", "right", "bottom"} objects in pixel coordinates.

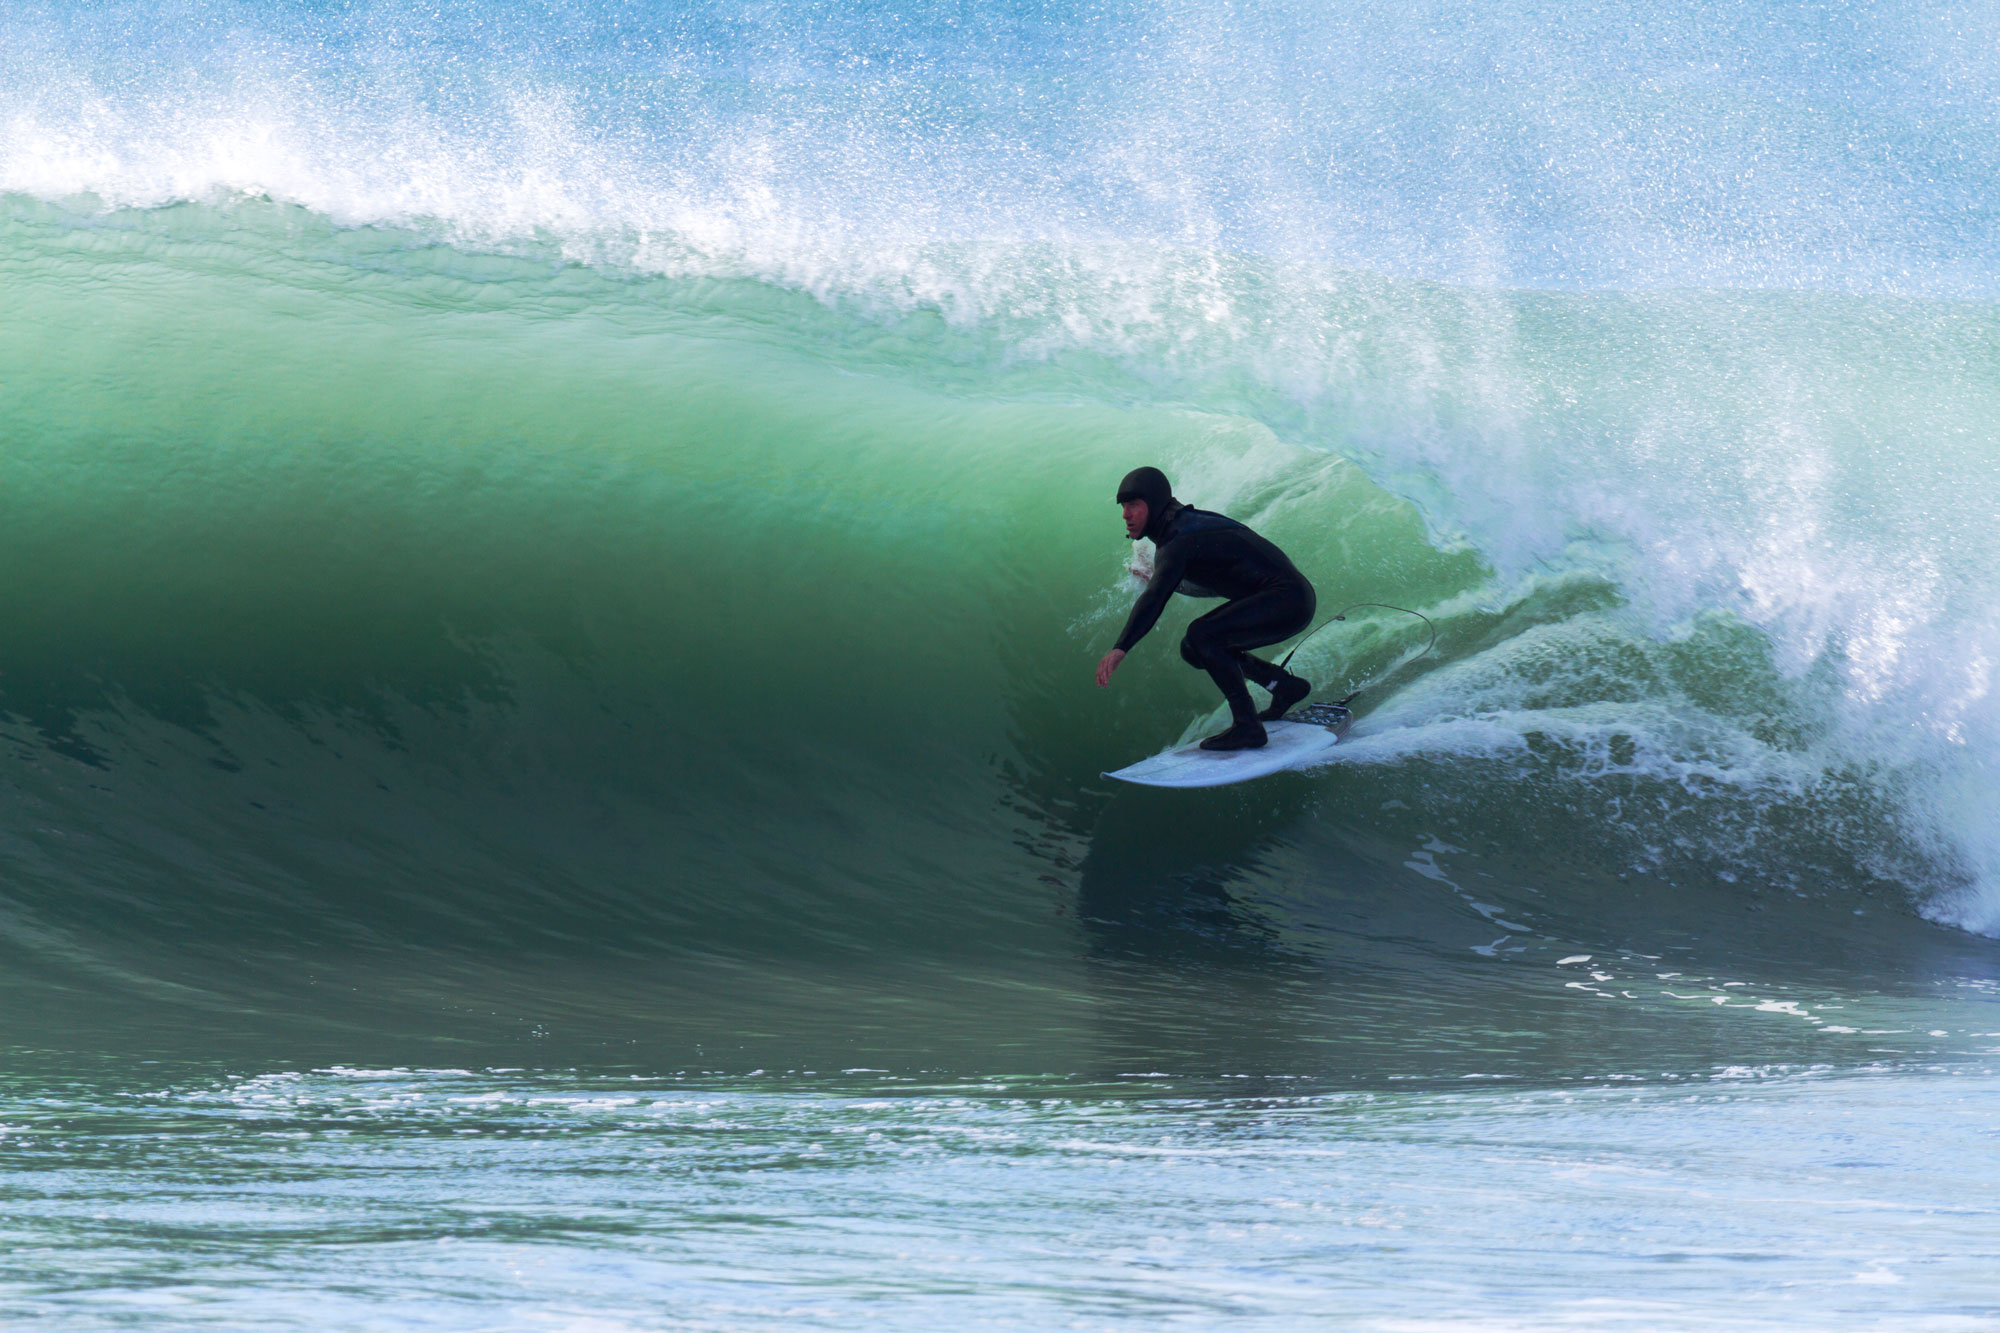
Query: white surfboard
[{"left": 1105, "top": 714, "right": 1348, "bottom": 789}]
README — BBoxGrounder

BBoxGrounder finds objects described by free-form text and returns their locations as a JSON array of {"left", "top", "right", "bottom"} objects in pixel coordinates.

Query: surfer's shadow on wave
[{"left": 1067, "top": 787, "right": 1337, "bottom": 966}]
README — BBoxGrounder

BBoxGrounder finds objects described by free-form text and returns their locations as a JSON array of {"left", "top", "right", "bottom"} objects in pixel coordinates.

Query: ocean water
[{"left": 4, "top": 0, "right": 2000, "bottom": 1326}]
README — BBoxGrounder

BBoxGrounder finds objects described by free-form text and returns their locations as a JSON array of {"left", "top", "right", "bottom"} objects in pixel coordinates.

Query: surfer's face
[{"left": 1122, "top": 499, "right": 1149, "bottom": 539}]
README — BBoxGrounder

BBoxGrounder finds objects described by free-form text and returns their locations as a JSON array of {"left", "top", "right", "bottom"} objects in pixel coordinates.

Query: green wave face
[{"left": 2, "top": 197, "right": 1997, "bottom": 1067}]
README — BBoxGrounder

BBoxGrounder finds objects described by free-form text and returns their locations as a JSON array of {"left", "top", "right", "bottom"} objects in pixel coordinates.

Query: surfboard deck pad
[{"left": 1105, "top": 705, "right": 1351, "bottom": 789}]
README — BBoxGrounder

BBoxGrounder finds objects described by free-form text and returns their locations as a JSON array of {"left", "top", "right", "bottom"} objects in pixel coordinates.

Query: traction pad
[{"left": 1285, "top": 702, "right": 1354, "bottom": 739}]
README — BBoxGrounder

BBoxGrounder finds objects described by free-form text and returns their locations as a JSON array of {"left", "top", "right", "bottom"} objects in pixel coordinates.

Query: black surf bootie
[
  {"left": 1257, "top": 674, "right": 1312, "bottom": 722},
  {"left": 1200, "top": 719, "right": 1269, "bottom": 751}
]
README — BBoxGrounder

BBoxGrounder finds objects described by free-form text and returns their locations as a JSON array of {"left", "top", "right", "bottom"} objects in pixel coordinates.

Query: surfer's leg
[
  {"left": 1233, "top": 642, "right": 1320, "bottom": 719},
  {"left": 1183, "top": 589, "right": 1312, "bottom": 748},
  {"left": 1236, "top": 651, "right": 1307, "bottom": 716},
  {"left": 1183, "top": 586, "right": 1316, "bottom": 725},
  {"left": 1180, "top": 614, "right": 1259, "bottom": 727},
  {"left": 1237, "top": 652, "right": 1286, "bottom": 687}
]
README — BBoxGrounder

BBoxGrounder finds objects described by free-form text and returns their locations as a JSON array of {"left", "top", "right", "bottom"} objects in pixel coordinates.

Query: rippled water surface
[{"left": 4, "top": 1061, "right": 1998, "bottom": 1329}]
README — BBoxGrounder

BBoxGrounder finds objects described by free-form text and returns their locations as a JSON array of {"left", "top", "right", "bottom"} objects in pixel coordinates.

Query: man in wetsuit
[{"left": 1094, "top": 466, "right": 1316, "bottom": 750}]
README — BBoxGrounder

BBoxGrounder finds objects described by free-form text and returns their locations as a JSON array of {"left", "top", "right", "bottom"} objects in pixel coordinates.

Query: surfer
[{"left": 1094, "top": 466, "right": 1316, "bottom": 750}]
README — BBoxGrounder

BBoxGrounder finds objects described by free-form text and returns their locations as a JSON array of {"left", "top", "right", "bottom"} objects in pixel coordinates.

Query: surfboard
[{"left": 1105, "top": 706, "right": 1351, "bottom": 789}]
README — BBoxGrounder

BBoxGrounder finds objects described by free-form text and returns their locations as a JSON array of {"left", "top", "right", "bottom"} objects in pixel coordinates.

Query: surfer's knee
[{"left": 1181, "top": 624, "right": 1223, "bottom": 668}]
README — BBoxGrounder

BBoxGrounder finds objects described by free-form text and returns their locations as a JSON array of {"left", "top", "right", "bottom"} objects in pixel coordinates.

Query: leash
[{"left": 1279, "top": 603, "right": 1437, "bottom": 708}]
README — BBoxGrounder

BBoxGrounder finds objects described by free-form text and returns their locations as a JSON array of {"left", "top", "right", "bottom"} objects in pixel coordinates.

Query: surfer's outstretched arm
[
  {"left": 1098, "top": 540, "right": 1188, "bottom": 687},
  {"left": 1112, "top": 539, "right": 1188, "bottom": 654}
]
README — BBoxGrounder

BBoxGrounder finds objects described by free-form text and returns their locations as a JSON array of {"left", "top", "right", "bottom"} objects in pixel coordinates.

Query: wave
[
  {"left": 0, "top": 0, "right": 1996, "bottom": 1019},
  {"left": 1, "top": 191, "right": 1994, "bottom": 984}
]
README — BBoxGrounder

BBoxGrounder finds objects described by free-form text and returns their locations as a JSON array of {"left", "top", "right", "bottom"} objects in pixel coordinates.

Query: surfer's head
[{"left": 1116, "top": 466, "right": 1176, "bottom": 542}]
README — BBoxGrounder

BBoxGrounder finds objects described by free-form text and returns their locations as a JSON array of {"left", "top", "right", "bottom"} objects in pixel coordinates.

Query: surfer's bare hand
[{"left": 1096, "top": 649, "right": 1126, "bottom": 687}]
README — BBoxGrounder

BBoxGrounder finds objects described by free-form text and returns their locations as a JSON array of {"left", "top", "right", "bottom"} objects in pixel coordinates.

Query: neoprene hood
[{"left": 1116, "top": 466, "right": 1177, "bottom": 542}]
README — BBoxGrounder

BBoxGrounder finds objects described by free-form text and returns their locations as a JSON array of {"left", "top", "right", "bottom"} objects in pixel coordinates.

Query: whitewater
[{"left": 2, "top": 0, "right": 1999, "bottom": 1327}]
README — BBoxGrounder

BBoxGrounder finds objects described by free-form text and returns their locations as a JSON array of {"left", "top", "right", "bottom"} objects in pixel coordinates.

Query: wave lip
[{"left": 6, "top": 0, "right": 2000, "bottom": 295}]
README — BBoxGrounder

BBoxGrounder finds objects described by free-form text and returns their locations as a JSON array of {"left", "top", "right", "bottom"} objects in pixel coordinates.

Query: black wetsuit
[{"left": 1113, "top": 505, "right": 1316, "bottom": 723}]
